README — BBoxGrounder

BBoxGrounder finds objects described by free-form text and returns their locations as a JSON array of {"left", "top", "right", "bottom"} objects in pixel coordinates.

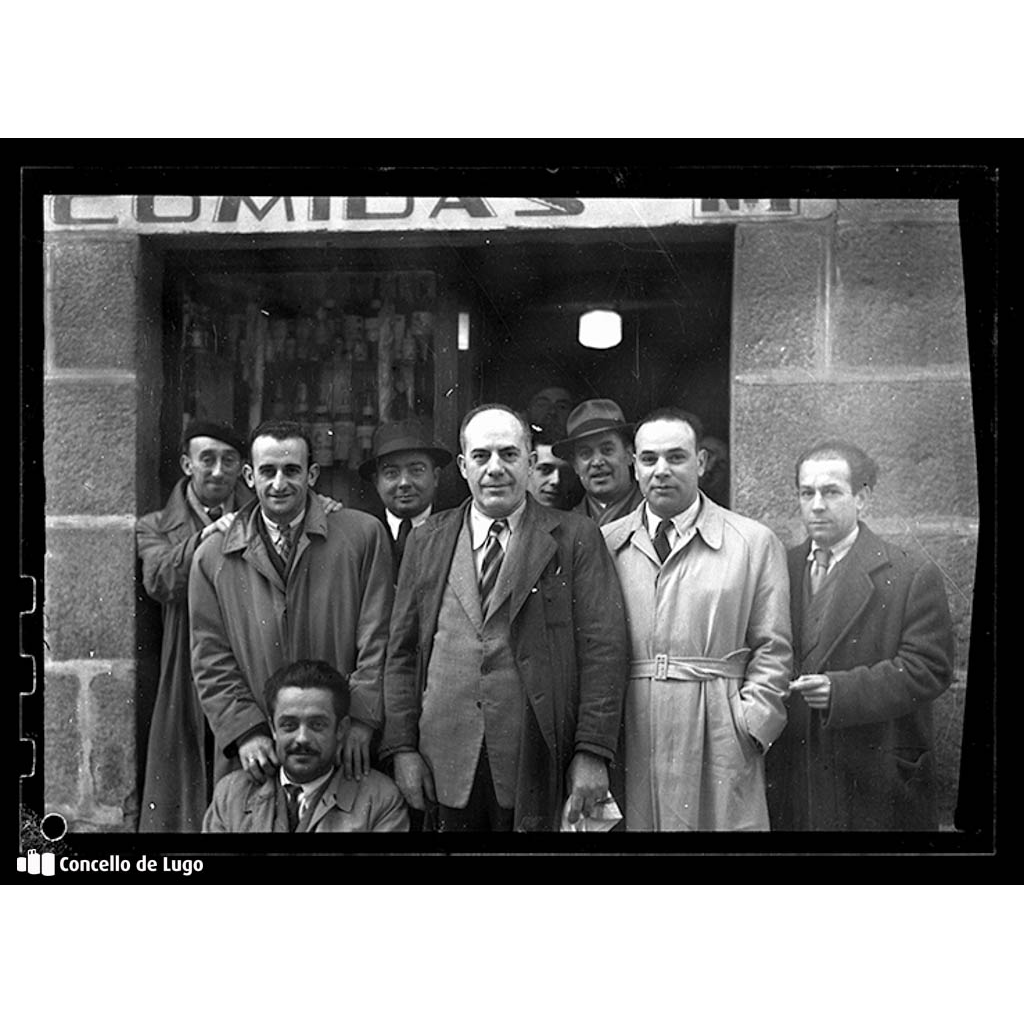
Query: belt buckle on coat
[{"left": 654, "top": 654, "right": 668, "bottom": 680}]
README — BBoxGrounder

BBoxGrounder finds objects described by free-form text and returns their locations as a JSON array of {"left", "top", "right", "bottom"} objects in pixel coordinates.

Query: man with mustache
[
  {"left": 553, "top": 399, "right": 643, "bottom": 527},
  {"left": 203, "top": 660, "right": 408, "bottom": 832},
  {"left": 190, "top": 420, "right": 394, "bottom": 792}
]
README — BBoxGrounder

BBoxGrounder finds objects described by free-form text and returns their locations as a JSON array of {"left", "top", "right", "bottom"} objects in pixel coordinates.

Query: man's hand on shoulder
[
  {"left": 392, "top": 751, "right": 436, "bottom": 811},
  {"left": 200, "top": 511, "right": 237, "bottom": 542},
  {"left": 237, "top": 733, "right": 279, "bottom": 784},
  {"left": 316, "top": 494, "right": 344, "bottom": 514},
  {"left": 565, "top": 752, "right": 609, "bottom": 824}
]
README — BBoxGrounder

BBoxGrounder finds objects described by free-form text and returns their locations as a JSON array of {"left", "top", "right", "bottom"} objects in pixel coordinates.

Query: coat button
[{"left": 475, "top": 700, "right": 482, "bottom": 709}]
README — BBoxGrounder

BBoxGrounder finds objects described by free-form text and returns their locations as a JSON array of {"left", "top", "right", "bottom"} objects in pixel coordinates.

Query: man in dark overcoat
[
  {"left": 766, "top": 439, "right": 955, "bottom": 831},
  {"left": 381, "top": 404, "right": 628, "bottom": 831}
]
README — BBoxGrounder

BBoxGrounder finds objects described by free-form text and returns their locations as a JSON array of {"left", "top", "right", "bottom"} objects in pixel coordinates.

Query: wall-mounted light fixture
[{"left": 578, "top": 308, "right": 622, "bottom": 350}]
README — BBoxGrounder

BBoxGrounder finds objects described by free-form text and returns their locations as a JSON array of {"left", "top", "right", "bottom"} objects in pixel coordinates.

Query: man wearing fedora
[
  {"left": 358, "top": 418, "right": 453, "bottom": 581},
  {"left": 553, "top": 399, "right": 644, "bottom": 528}
]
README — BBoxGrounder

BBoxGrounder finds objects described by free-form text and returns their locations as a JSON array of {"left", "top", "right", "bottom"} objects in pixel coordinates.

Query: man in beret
[
  {"left": 358, "top": 418, "right": 453, "bottom": 581},
  {"left": 552, "top": 399, "right": 643, "bottom": 527},
  {"left": 137, "top": 419, "right": 250, "bottom": 832}
]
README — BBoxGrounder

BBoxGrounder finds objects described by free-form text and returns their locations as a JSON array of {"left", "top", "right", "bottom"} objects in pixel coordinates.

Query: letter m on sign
[{"left": 215, "top": 197, "right": 295, "bottom": 222}]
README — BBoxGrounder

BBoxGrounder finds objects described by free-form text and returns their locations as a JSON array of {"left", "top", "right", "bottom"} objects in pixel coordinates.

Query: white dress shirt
[{"left": 385, "top": 505, "right": 433, "bottom": 541}]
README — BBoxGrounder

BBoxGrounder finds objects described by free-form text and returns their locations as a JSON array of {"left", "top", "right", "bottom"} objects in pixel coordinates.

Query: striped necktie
[
  {"left": 277, "top": 523, "right": 293, "bottom": 563},
  {"left": 478, "top": 519, "right": 507, "bottom": 618},
  {"left": 810, "top": 547, "right": 832, "bottom": 596}
]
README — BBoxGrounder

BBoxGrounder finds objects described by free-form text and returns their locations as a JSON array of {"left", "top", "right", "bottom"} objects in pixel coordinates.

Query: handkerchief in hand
[{"left": 560, "top": 793, "right": 623, "bottom": 832}]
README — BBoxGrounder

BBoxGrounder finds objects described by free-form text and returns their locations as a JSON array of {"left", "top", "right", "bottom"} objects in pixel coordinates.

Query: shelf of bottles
[{"left": 180, "top": 270, "right": 437, "bottom": 482}]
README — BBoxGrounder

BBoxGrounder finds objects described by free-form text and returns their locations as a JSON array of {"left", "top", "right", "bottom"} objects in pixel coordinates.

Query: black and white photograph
[{"left": 13, "top": 165, "right": 1000, "bottom": 884}]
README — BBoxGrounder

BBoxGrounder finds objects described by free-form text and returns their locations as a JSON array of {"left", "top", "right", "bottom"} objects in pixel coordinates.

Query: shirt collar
[
  {"left": 808, "top": 522, "right": 860, "bottom": 564},
  {"left": 260, "top": 507, "right": 306, "bottom": 541},
  {"left": 644, "top": 493, "right": 702, "bottom": 537},
  {"left": 279, "top": 765, "right": 335, "bottom": 802},
  {"left": 186, "top": 482, "right": 235, "bottom": 522},
  {"left": 385, "top": 505, "right": 432, "bottom": 540},
  {"left": 469, "top": 497, "right": 527, "bottom": 551}
]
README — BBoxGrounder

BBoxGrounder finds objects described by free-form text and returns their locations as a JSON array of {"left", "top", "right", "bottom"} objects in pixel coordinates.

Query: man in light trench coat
[{"left": 602, "top": 408, "right": 792, "bottom": 830}]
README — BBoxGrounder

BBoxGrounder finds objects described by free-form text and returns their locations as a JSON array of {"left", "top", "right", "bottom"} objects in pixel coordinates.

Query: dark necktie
[
  {"left": 653, "top": 519, "right": 673, "bottom": 563},
  {"left": 207, "top": 506, "right": 223, "bottom": 521},
  {"left": 478, "top": 519, "right": 507, "bottom": 618},
  {"left": 395, "top": 517, "right": 413, "bottom": 567},
  {"left": 810, "top": 547, "right": 832, "bottom": 596},
  {"left": 284, "top": 782, "right": 302, "bottom": 832}
]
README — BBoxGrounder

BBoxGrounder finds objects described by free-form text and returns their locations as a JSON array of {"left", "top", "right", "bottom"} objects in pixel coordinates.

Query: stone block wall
[
  {"left": 731, "top": 199, "right": 977, "bottom": 829},
  {"left": 43, "top": 233, "right": 157, "bottom": 832}
]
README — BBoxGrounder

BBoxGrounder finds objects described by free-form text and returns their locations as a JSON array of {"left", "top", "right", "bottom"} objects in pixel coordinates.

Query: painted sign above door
[{"left": 44, "top": 196, "right": 837, "bottom": 233}]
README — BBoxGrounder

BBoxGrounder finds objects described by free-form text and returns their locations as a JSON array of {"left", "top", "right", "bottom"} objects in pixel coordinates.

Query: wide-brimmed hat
[
  {"left": 551, "top": 399, "right": 634, "bottom": 461},
  {"left": 357, "top": 418, "right": 453, "bottom": 481}
]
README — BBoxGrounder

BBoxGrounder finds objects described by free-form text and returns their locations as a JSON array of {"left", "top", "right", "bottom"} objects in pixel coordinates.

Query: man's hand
[
  {"left": 790, "top": 674, "right": 832, "bottom": 711},
  {"left": 200, "top": 511, "right": 237, "bottom": 542},
  {"left": 237, "top": 733, "right": 278, "bottom": 784},
  {"left": 316, "top": 494, "right": 344, "bottom": 514},
  {"left": 565, "top": 752, "right": 609, "bottom": 825},
  {"left": 392, "top": 751, "right": 436, "bottom": 811},
  {"left": 342, "top": 720, "right": 375, "bottom": 780}
]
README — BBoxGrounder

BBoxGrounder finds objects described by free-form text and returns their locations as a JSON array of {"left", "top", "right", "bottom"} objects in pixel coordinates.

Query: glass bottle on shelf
[
  {"left": 312, "top": 403, "right": 334, "bottom": 467},
  {"left": 354, "top": 391, "right": 376, "bottom": 470},
  {"left": 294, "top": 380, "right": 311, "bottom": 440},
  {"left": 270, "top": 380, "right": 288, "bottom": 420},
  {"left": 332, "top": 348, "right": 355, "bottom": 467}
]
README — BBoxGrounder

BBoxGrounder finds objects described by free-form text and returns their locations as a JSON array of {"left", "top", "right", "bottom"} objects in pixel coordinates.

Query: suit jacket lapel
[
  {"left": 807, "top": 526, "right": 888, "bottom": 672},
  {"left": 419, "top": 502, "right": 475, "bottom": 635},
  {"left": 448, "top": 514, "right": 483, "bottom": 627},
  {"left": 789, "top": 542, "right": 810, "bottom": 666},
  {"left": 508, "top": 499, "right": 558, "bottom": 624},
  {"left": 245, "top": 778, "right": 289, "bottom": 832},
  {"left": 302, "top": 770, "right": 354, "bottom": 832}
]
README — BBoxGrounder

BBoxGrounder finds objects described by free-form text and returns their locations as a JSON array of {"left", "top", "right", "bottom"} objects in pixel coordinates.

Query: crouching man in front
[{"left": 203, "top": 660, "right": 409, "bottom": 833}]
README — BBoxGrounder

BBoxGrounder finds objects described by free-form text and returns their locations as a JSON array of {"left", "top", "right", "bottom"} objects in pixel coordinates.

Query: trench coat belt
[{"left": 629, "top": 652, "right": 749, "bottom": 682}]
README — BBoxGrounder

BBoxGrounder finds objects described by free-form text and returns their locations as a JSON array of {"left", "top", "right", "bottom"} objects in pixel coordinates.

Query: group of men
[{"left": 136, "top": 390, "right": 954, "bottom": 834}]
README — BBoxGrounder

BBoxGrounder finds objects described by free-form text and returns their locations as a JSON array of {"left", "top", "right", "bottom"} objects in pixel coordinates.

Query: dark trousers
[{"left": 435, "top": 743, "right": 514, "bottom": 832}]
